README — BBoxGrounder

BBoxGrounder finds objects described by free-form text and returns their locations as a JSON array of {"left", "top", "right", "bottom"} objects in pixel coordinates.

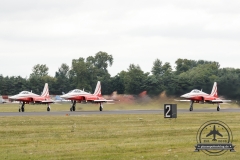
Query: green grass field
[
  {"left": 0, "top": 113, "right": 239, "bottom": 160},
  {"left": 0, "top": 103, "right": 239, "bottom": 159}
]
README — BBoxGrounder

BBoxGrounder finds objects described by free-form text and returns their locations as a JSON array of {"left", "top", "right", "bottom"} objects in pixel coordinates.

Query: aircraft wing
[
  {"left": 33, "top": 97, "right": 55, "bottom": 104},
  {"left": 94, "top": 99, "right": 114, "bottom": 102},
  {"left": 41, "top": 100, "right": 55, "bottom": 103},
  {"left": 210, "top": 100, "right": 231, "bottom": 103},
  {"left": 174, "top": 99, "right": 191, "bottom": 102}
]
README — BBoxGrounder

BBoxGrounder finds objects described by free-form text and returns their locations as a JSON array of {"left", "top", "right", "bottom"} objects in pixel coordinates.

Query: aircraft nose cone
[
  {"left": 180, "top": 94, "right": 188, "bottom": 98},
  {"left": 9, "top": 96, "right": 16, "bottom": 99},
  {"left": 60, "top": 94, "right": 67, "bottom": 99}
]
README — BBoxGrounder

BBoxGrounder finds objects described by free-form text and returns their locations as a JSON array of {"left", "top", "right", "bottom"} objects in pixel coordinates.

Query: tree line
[{"left": 1, "top": 51, "right": 240, "bottom": 102}]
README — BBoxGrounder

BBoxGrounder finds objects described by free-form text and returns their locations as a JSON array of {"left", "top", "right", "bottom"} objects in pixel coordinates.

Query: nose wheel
[
  {"left": 19, "top": 102, "right": 25, "bottom": 112},
  {"left": 189, "top": 106, "right": 193, "bottom": 111},
  {"left": 217, "top": 104, "right": 220, "bottom": 111},
  {"left": 189, "top": 101, "right": 193, "bottom": 111},
  {"left": 99, "top": 103, "right": 103, "bottom": 111}
]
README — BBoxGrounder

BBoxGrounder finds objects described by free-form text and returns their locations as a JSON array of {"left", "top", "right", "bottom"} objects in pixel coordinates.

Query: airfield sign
[{"left": 164, "top": 104, "right": 177, "bottom": 118}]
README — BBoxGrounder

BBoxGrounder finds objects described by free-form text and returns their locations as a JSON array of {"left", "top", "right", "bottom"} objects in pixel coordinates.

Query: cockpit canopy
[
  {"left": 70, "top": 89, "right": 84, "bottom": 93},
  {"left": 190, "top": 89, "right": 201, "bottom": 93},
  {"left": 19, "top": 91, "right": 30, "bottom": 94}
]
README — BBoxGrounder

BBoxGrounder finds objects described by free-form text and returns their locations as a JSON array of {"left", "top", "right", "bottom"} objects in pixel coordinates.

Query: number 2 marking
[{"left": 166, "top": 105, "right": 171, "bottom": 117}]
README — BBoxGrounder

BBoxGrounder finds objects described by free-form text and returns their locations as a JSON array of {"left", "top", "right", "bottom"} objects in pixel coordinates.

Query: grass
[{"left": 0, "top": 110, "right": 239, "bottom": 159}]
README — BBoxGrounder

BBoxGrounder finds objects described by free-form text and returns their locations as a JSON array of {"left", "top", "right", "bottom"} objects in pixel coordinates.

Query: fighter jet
[
  {"left": 61, "top": 81, "right": 113, "bottom": 111},
  {"left": 9, "top": 83, "right": 54, "bottom": 112},
  {"left": 178, "top": 82, "right": 231, "bottom": 111}
]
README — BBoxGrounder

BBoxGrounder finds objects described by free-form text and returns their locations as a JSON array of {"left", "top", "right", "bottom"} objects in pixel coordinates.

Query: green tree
[
  {"left": 109, "top": 71, "right": 126, "bottom": 94},
  {"left": 94, "top": 51, "right": 113, "bottom": 73},
  {"left": 54, "top": 63, "right": 70, "bottom": 93},
  {"left": 162, "top": 62, "right": 172, "bottom": 75},
  {"left": 28, "top": 64, "right": 55, "bottom": 94},
  {"left": 84, "top": 52, "right": 113, "bottom": 93},
  {"left": 175, "top": 59, "right": 197, "bottom": 75},
  {"left": 70, "top": 58, "right": 91, "bottom": 91},
  {"left": 217, "top": 68, "right": 240, "bottom": 100},
  {"left": 143, "top": 75, "right": 164, "bottom": 95},
  {"left": 176, "top": 63, "right": 219, "bottom": 95},
  {"left": 124, "top": 64, "right": 148, "bottom": 94},
  {"left": 151, "top": 59, "right": 163, "bottom": 76},
  {"left": 30, "top": 64, "right": 49, "bottom": 78}
]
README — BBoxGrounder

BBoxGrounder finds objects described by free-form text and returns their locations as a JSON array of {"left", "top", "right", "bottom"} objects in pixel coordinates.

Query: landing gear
[
  {"left": 18, "top": 103, "right": 21, "bottom": 112},
  {"left": 189, "top": 106, "right": 193, "bottom": 111},
  {"left": 19, "top": 102, "right": 25, "bottom": 112},
  {"left": 189, "top": 101, "right": 193, "bottom": 111},
  {"left": 70, "top": 100, "right": 76, "bottom": 112},
  {"left": 217, "top": 104, "right": 220, "bottom": 111},
  {"left": 22, "top": 106, "right": 25, "bottom": 112},
  {"left": 47, "top": 104, "right": 51, "bottom": 112},
  {"left": 99, "top": 103, "right": 103, "bottom": 111}
]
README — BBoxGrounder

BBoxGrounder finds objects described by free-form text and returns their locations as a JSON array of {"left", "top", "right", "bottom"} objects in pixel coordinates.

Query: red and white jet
[
  {"left": 9, "top": 83, "right": 54, "bottom": 112},
  {"left": 179, "top": 82, "right": 231, "bottom": 111},
  {"left": 60, "top": 81, "right": 113, "bottom": 111}
]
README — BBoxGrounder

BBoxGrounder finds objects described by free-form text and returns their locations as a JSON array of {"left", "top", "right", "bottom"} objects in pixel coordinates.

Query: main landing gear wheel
[
  {"left": 19, "top": 108, "right": 21, "bottom": 112},
  {"left": 47, "top": 107, "right": 50, "bottom": 112},
  {"left": 189, "top": 107, "right": 193, "bottom": 111},
  {"left": 21, "top": 106, "right": 25, "bottom": 112},
  {"left": 70, "top": 107, "right": 73, "bottom": 111},
  {"left": 72, "top": 106, "right": 76, "bottom": 111}
]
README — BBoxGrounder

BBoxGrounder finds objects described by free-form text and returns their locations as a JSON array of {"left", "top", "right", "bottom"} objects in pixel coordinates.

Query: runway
[{"left": 0, "top": 108, "right": 239, "bottom": 116}]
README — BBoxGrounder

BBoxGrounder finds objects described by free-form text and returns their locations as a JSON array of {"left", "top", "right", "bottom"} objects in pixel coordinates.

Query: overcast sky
[{"left": 1, "top": 0, "right": 240, "bottom": 78}]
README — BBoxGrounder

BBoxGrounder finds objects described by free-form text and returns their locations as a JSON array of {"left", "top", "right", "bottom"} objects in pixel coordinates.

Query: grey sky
[{"left": 1, "top": 0, "right": 240, "bottom": 77}]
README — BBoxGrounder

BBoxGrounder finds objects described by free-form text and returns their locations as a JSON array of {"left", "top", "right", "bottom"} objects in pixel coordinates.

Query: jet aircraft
[
  {"left": 179, "top": 82, "right": 231, "bottom": 111},
  {"left": 9, "top": 83, "right": 54, "bottom": 112},
  {"left": 60, "top": 81, "right": 113, "bottom": 111}
]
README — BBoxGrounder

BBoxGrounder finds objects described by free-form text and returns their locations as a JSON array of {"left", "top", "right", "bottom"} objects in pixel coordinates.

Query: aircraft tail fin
[
  {"left": 41, "top": 83, "right": 50, "bottom": 98},
  {"left": 210, "top": 82, "right": 218, "bottom": 98},
  {"left": 93, "top": 81, "right": 101, "bottom": 96}
]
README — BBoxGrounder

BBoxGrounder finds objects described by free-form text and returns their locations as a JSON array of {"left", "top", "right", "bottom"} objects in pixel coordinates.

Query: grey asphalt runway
[{"left": 0, "top": 108, "right": 239, "bottom": 116}]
